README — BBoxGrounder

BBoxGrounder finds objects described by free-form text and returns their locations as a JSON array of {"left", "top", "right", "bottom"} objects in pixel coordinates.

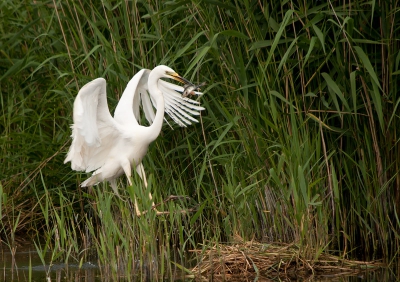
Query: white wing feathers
[
  {"left": 158, "top": 80, "right": 204, "bottom": 127},
  {"left": 64, "top": 78, "right": 119, "bottom": 172},
  {"left": 114, "top": 69, "right": 148, "bottom": 126},
  {"left": 140, "top": 91, "right": 156, "bottom": 124}
]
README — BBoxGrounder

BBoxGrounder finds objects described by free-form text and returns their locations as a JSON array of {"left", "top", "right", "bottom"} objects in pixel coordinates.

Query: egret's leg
[
  {"left": 121, "top": 160, "right": 132, "bottom": 181},
  {"left": 120, "top": 160, "right": 142, "bottom": 215},
  {"left": 136, "top": 163, "right": 155, "bottom": 206},
  {"left": 135, "top": 163, "right": 148, "bottom": 187},
  {"left": 109, "top": 179, "right": 120, "bottom": 196},
  {"left": 121, "top": 159, "right": 134, "bottom": 189}
]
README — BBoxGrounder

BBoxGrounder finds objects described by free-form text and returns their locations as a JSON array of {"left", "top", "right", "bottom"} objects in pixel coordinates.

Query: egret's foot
[
  {"left": 153, "top": 208, "right": 170, "bottom": 215},
  {"left": 135, "top": 195, "right": 196, "bottom": 217},
  {"left": 134, "top": 207, "right": 170, "bottom": 217},
  {"left": 134, "top": 201, "right": 169, "bottom": 216}
]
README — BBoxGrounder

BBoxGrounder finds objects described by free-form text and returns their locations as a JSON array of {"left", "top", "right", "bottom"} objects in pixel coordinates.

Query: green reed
[{"left": 1, "top": 1, "right": 399, "bottom": 279}]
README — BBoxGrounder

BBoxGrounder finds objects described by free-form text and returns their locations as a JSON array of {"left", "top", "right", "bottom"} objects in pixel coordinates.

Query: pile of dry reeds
[{"left": 191, "top": 239, "right": 383, "bottom": 280}]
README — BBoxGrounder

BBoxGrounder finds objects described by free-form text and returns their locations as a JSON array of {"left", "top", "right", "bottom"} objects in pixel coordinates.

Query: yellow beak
[{"left": 166, "top": 71, "right": 192, "bottom": 85}]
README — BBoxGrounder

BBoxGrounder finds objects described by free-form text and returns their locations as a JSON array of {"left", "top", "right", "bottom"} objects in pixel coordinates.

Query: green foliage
[{"left": 1, "top": 0, "right": 399, "bottom": 277}]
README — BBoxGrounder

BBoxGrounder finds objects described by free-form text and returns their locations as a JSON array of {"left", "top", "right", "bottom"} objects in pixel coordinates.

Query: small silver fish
[{"left": 182, "top": 82, "right": 206, "bottom": 98}]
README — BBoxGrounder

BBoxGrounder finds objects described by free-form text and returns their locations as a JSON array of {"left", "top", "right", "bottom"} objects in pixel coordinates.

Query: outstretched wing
[
  {"left": 114, "top": 69, "right": 150, "bottom": 126},
  {"left": 158, "top": 80, "right": 205, "bottom": 127},
  {"left": 64, "top": 78, "right": 120, "bottom": 172}
]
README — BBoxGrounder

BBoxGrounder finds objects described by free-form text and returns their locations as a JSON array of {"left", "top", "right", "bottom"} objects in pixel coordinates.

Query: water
[
  {"left": 0, "top": 241, "right": 397, "bottom": 281},
  {"left": 0, "top": 241, "right": 100, "bottom": 281}
]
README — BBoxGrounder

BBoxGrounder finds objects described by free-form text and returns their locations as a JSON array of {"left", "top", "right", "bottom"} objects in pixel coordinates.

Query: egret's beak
[{"left": 166, "top": 71, "right": 192, "bottom": 85}]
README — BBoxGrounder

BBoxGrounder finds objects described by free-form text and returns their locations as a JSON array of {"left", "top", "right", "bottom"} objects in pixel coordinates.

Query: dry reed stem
[{"left": 191, "top": 240, "right": 383, "bottom": 280}]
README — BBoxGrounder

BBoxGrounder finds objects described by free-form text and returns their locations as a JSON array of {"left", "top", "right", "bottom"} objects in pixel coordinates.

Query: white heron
[{"left": 64, "top": 65, "right": 204, "bottom": 214}]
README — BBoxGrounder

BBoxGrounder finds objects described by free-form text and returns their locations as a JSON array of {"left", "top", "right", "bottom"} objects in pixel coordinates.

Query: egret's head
[{"left": 154, "top": 65, "right": 190, "bottom": 84}]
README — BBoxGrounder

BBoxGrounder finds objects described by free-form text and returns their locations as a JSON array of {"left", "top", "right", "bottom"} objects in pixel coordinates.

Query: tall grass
[{"left": 1, "top": 0, "right": 399, "bottom": 276}]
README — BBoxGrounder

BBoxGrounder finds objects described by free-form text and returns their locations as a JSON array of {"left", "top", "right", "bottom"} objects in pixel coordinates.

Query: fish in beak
[{"left": 182, "top": 81, "right": 206, "bottom": 97}]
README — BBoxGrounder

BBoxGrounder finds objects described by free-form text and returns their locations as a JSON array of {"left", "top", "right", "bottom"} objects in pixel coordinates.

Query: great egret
[{"left": 64, "top": 65, "right": 204, "bottom": 214}]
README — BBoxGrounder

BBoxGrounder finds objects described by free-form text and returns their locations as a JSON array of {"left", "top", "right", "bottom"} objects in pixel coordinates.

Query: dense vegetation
[{"left": 1, "top": 0, "right": 399, "bottom": 276}]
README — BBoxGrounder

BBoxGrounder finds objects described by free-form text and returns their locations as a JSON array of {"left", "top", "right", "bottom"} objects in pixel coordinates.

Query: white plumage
[{"left": 64, "top": 65, "right": 204, "bottom": 196}]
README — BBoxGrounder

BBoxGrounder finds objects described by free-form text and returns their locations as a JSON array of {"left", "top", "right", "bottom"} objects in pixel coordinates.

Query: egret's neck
[{"left": 147, "top": 77, "right": 165, "bottom": 142}]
